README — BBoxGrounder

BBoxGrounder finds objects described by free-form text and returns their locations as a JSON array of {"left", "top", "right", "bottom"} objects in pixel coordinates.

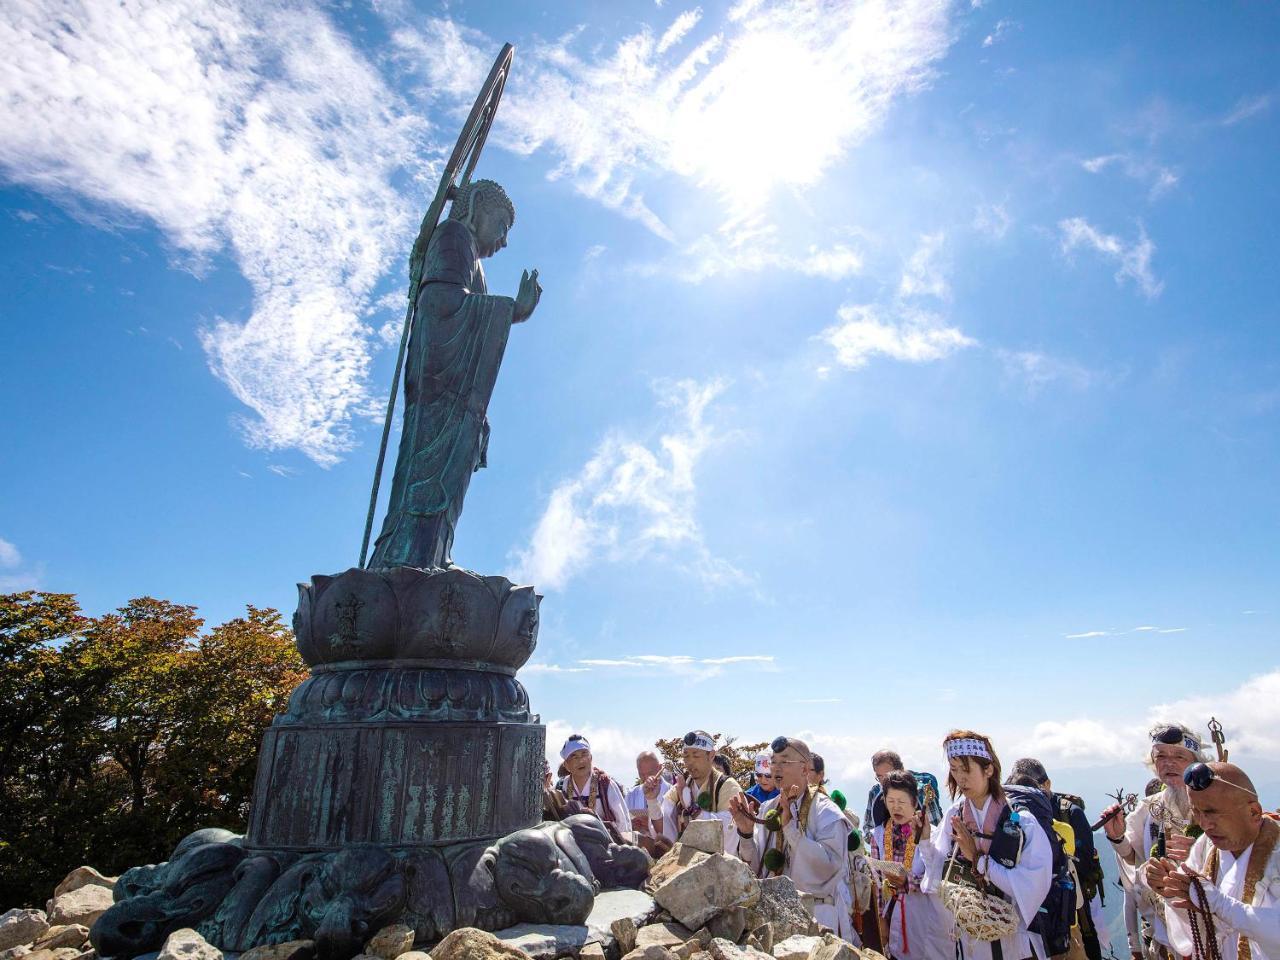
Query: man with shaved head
[{"left": 1145, "top": 762, "right": 1279, "bottom": 960}]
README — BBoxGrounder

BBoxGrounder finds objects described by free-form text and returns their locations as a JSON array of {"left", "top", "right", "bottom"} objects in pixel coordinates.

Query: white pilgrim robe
[
  {"left": 561, "top": 770, "right": 632, "bottom": 842},
  {"left": 1163, "top": 831, "right": 1280, "bottom": 960},
  {"left": 737, "top": 791, "right": 856, "bottom": 942},
  {"left": 1115, "top": 791, "right": 1194, "bottom": 952},
  {"left": 626, "top": 777, "right": 677, "bottom": 842},
  {"left": 920, "top": 797, "right": 1054, "bottom": 960},
  {"left": 872, "top": 823, "right": 953, "bottom": 960},
  {"left": 667, "top": 774, "right": 742, "bottom": 850}
]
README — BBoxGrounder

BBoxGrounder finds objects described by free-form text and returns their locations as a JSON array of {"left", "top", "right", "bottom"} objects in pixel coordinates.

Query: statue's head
[{"left": 450, "top": 179, "right": 515, "bottom": 259}]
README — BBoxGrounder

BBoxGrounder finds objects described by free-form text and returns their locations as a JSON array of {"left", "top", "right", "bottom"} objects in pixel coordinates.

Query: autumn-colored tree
[
  {"left": 0, "top": 591, "right": 306, "bottom": 908},
  {"left": 653, "top": 734, "right": 771, "bottom": 785}
]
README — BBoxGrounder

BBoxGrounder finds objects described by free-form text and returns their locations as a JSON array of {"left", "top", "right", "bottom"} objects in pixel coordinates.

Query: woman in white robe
[
  {"left": 871, "top": 770, "right": 952, "bottom": 960},
  {"left": 920, "top": 730, "right": 1053, "bottom": 960}
]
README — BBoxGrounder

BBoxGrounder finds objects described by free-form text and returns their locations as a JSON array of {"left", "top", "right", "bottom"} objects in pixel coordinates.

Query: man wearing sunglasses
[
  {"left": 729, "top": 736, "right": 855, "bottom": 942},
  {"left": 1100, "top": 723, "right": 1209, "bottom": 960},
  {"left": 1145, "top": 762, "right": 1279, "bottom": 960}
]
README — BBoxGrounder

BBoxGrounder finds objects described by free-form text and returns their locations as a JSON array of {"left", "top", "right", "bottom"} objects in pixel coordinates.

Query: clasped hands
[
  {"left": 1145, "top": 857, "right": 1203, "bottom": 912},
  {"left": 729, "top": 783, "right": 804, "bottom": 834}
]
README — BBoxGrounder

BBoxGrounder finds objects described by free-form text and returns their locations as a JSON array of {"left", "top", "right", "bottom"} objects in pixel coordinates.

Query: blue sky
[{"left": 2, "top": 0, "right": 1278, "bottom": 814}]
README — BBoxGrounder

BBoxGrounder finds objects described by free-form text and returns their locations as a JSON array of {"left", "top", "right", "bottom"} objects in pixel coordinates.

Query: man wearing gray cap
[{"left": 730, "top": 736, "right": 855, "bottom": 941}]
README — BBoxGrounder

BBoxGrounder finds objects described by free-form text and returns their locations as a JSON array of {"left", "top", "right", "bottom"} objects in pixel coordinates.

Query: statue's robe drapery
[{"left": 370, "top": 218, "right": 516, "bottom": 569}]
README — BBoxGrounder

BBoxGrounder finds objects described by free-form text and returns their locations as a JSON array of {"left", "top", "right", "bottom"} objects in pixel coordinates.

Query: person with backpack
[
  {"left": 1010, "top": 758, "right": 1108, "bottom": 960},
  {"left": 919, "top": 730, "right": 1054, "bottom": 960}
]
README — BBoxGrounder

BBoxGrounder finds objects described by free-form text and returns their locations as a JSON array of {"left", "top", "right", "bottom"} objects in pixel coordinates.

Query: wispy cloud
[
  {"left": 0, "top": 537, "right": 42, "bottom": 592},
  {"left": 511, "top": 377, "right": 747, "bottom": 591},
  {"left": 523, "top": 663, "right": 592, "bottom": 674},
  {"left": 981, "top": 19, "right": 1017, "bottom": 48},
  {"left": 391, "top": 0, "right": 955, "bottom": 246},
  {"left": 1080, "top": 153, "right": 1178, "bottom": 200},
  {"left": 1062, "top": 625, "right": 1186, "bottom": 639},
  {"left": 532, "top": 653, "right": 776, "bottom": 683},
  {"left": 898, "top": 232, "right": 950, "bottom": 300},
  {"left": 0, "top": 0, "right": 421, "bottom": 466},
  {"left": 997, "top": 349, "right": 1099, "bottom": 394},
  {"left": 1058, "top": 217, "right": 1163, "bottom": 299},
  {"left": 972, "top": 201, "right": 1012, "bottom": 240},
  {"left": 1222, "top": 93, "right": 1272, "bottom": 127},
  {"left": 821, "top": 304, "right": 973, "bottom": 370}
]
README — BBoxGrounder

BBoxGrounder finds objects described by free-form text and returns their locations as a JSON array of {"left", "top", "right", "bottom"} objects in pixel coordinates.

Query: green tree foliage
[{"left": 0, "top": 591, "right": 306, "bottom": 908}]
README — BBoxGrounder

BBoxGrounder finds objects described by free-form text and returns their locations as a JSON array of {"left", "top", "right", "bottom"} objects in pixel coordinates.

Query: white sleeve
[
  {"left": 982, "top": 812, "right": 1053, "bottom": 929},
  {"left": 919, "top": 802, "right": 959, "bottom": 894},
  {"left": 607, "top": 780, "right": 633, "bottom": 841},
  {"left": 1162, "top": 838, "right": 1210, "bottom": 959}
]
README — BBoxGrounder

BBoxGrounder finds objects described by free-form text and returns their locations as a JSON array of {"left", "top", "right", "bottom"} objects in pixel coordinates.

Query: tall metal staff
[{"left": 359, "top": 44, "right": 515, "bottom": 568}]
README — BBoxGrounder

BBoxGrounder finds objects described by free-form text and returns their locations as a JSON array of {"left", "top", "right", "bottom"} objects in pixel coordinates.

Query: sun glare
[{"left": 671, "top": 30, "right": 837, "bottom": 209}]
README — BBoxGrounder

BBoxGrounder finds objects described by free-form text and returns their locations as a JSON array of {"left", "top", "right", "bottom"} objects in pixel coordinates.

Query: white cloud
[
  {"left": 997, "top": 349, "right": 1098, "bottom": 393},
  {"left": 1080, "top": 153, "right": 1178, "bottom": 200},
  {"left": 644, "top": 220, "right": 864, "bottom": 282},
  {"left": 1065, "top": 630, "right": 1110, "bottom": 639},
  {"left": 898, "top": 231, "right": 949, "bottom": 300},
  {"left": 973, "top": 202, "right": 1011, "bottom": 239},
  {"left": 821, "top": 303, "right": 974, "bottom": 370},
  {"left": 0, "top": 0, "right": 420, "bottom": 465},
  {"left": 1024, "top": 669, "right": 1280, "bottom": 768},
  {"left": 523, "top": 663, "right": 592, "bottom": 674},
  {"left": 1222, "top": 94, "right": 1272, "bottom": 127},
  {"left": 392, "top": 0, "right": 955, "bottom": 236},
  {"left": 1058, "top": 217, "right": 1163, "bottom": 299},
  {"left": 511, "top": 378, "right": 747, "bottom": 591},
  {"left": 0, "top": 537, "right": 41, "bottom": 592},
  {"left": 981, "top": 19, "right": 1017, "bottom": 48}
]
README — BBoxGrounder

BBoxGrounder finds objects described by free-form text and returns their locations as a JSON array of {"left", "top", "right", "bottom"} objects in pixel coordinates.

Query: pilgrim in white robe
[
  {"left": 1162, "top": 824, "right": 1280, "bottom": 960},
  {"left": 559, "top": 769, "right": 633, "bottom": 842},
  {"left": 737, "top": 790, "right": 857, "bottom": 942},
  {"left": 627, "top": 777, "right": 677, "bottom": 843},
  {"left": 920, "top": 797, "right": 1053, "bottom": 960},
  {"left": 1115, "top": 790, "right": 1195, "bottom": 955},
  {"left": 872, "top": 823, "right": 953, "bottom": 960}
]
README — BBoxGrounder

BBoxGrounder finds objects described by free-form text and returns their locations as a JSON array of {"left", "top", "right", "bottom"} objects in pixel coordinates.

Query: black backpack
[{"left": 1002, "top": 785, "right": 1075, "bottom": 956}]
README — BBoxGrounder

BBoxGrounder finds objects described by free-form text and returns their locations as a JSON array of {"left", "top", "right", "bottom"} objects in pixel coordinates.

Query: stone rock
[
  {"left": 53, "top": 869, "right": 116, "bottom": 900},
  {"left": 434, "top": 929, "right": 535, "bottom": 960},
  {"left": 620, "top": 947, "right": 675, "bottom": 960},
  {"left": 0, "top": 911, "right": 49, "bottom": 953},
  {"left": 635, "top": 925, "right": 691, "bottom": 952},
  {"left": 653, "top": 856, "right": 758, "bottom": 931},
  {"left": 743, "top": 939, "right": 761, "bottom": 954},
  {"left": 745, "top": 879, "right": 809, "bottom": 943},
  {"left": 808, "top": 935, "right": 857, "bottom": 960},
  {"left": 684, "top": 931, "right": 711, "bottom": 949},
  {"left": 238, "top": 940, "right": 316, "bottom": 960},
  {"left": 157, "top": 929, "right": 221, "bottom": 960},
  {"left": 672, "top": 947, "right": 697, "bottom": 960},
  {"left": 587, "top": 891, "right": 658, "bottom": 953},
  {"left": 861, "top": 952, "right": 888, "bottom": 960},
  {"left": 580, "top": 946, "right": 606, "bottom": 960},
  {"left": 610, "top": 921, "right": 637, "bottom": 958},
  {"left": 797, "top": 896, "right": 815, "bottom": 922},
  {"left": 47, "top": 886, "right": 114, "bottom": 929},
  {"left": 705, "top": 940, "right": 771, "bottom": 960},
  {"left": 676, "top": 823, "right": 722, "bottom": 857},
  {"left": 748, "top": 926, "right": 773, "bottom": 956},
  {"left": 70, "top": 950, "right": 96, "bottom": 960},
  {"left": 490, "top": 925, "right": 585, "bottom": 960},
  {"left": 0, "top": 946, "right": 32, "bottom": 960},
  {"left": 769, "top": 937, "right": 819, "bottom": 960},
  {"left": 645, "top": 846, "right": 710, "bottom": 895},
  {"left": 704, "top": 911, "right": 744, "bottom": 946},
  {"left": 398, "top": 953, "right": 432, "bottom": 960},
  {"left": 32, "top": 928, "right": 88, "bottom": 952},
  {"left": 22, "top": 949, "right": 81, "bottom": 960},
  {"left": 367, "top": 926, "right": 415, "bottom": 960}
]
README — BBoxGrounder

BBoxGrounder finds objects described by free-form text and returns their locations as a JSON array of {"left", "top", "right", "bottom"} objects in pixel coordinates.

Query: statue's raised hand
[{"left": 514, "top": 268, "right": 541, "bottom": 322}]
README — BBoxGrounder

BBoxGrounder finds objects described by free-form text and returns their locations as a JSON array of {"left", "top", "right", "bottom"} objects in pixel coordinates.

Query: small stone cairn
[{"left": 1, "top": 824, "right": 883, "bottom": 960}]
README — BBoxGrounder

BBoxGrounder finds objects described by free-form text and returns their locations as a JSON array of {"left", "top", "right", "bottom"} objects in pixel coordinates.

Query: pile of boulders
[
  {"left": 1, "top": 867, "right": 117, "bottom": 960},
  {"left": 1, "top": 822, "right": 884, "bottom": 960}
]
